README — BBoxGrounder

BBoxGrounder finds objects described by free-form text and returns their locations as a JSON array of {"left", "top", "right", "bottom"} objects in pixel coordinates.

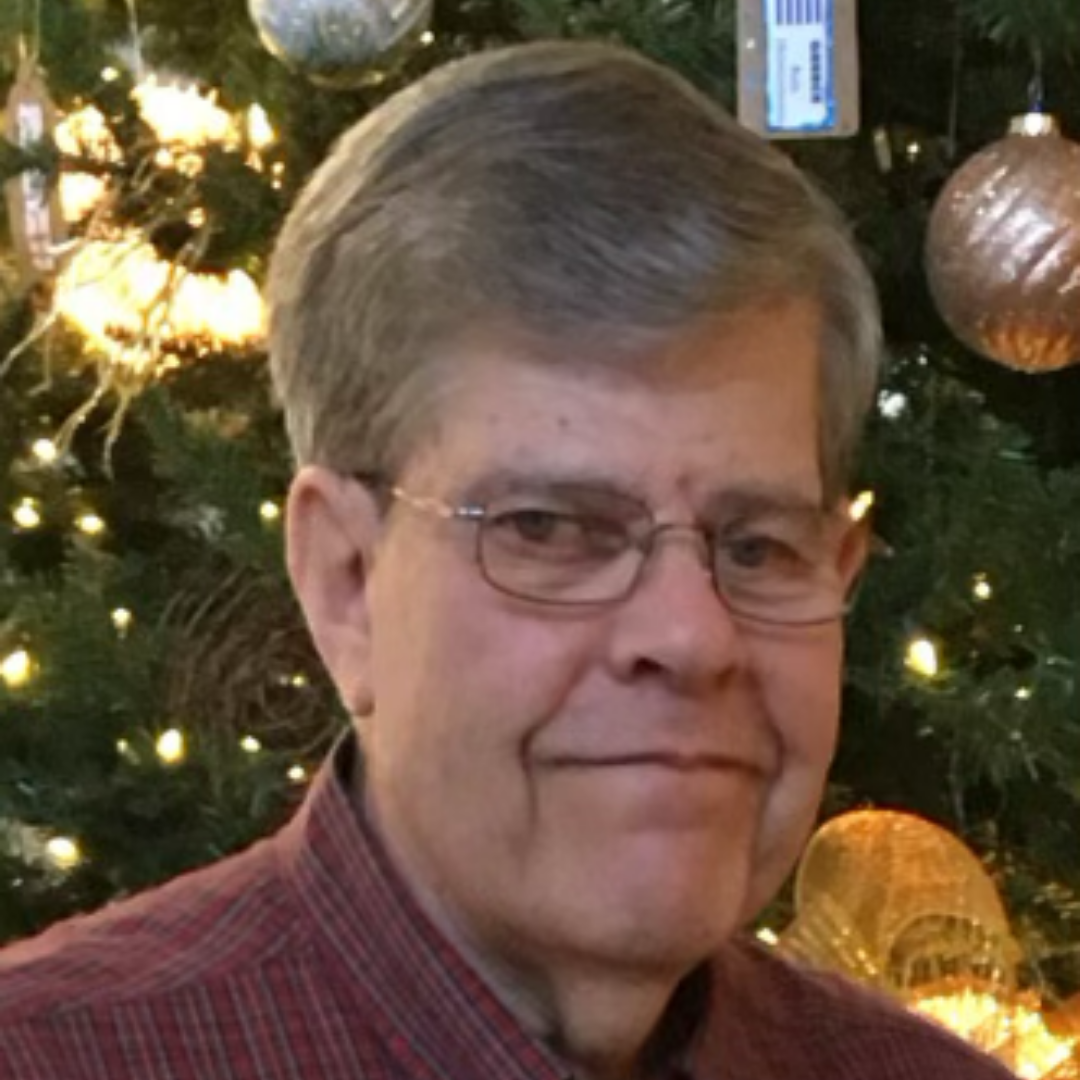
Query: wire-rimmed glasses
[{"left": 361, "top": 476, "right": 862, "bottom": 627}]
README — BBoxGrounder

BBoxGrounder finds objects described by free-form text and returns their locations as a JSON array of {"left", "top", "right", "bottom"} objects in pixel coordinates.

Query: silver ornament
[{"left": 249, "top": 0, "right": 432, "bottom": 88}]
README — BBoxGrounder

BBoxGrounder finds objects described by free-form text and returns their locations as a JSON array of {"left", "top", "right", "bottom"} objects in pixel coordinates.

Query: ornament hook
[
  {"left": 1026, "top": 42, "right": 1045, "bottom": 113},
  {"left": 16, "top": 0, "right": 43, "bottom": 67},
  {"left": 124, "top": 0, "right": 147, "bottom": 84}
]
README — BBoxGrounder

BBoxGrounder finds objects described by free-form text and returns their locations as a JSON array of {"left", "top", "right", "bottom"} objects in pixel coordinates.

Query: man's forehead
[
  {"left": 427, "top": 300, "right": 823, "bottom": 403},
  {"left": 398, "top": 305, "right": 823, "bottom": 489}
]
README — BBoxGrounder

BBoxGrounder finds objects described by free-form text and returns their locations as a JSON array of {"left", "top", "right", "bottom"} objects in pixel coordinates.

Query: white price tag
[
  {"left": 767, "top": 1, "right": 832, "bottom": 131},
  {"left": 3, "top": 58, "right": 67, "bottom": 285},
  {"left": 16, "top": 101, "right": 59, "bottom": 273},
  {"left": 738, "top": 0, "right": 859, "bottom": 140}
]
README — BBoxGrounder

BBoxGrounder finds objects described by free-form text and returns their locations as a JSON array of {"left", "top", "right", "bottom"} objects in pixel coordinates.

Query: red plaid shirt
[{"left": 0, "top": 736, "right": 1014, "bottom": 1080}]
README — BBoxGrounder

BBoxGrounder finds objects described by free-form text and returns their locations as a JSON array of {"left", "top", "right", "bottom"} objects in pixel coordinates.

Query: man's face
[{"left": 307, "top": 300, "right": 862, "bottom": 990}]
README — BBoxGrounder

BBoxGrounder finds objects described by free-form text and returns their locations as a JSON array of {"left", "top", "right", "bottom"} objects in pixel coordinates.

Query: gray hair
[{"left": 267, "top": 40, "right": 881, "bottom": 503}]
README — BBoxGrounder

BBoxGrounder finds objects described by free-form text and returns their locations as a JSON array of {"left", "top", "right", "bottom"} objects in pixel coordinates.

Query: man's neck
[{"left": 469, "top": 943, "right": 686, "bottom": 1080}]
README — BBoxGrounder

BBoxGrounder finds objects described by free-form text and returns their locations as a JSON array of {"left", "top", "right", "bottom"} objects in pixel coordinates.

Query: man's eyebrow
[
  {"left": 703, "top": 485, "right": 827, "bottom": 519},
  {"left": 459, "top": 468, "right": 646, "bottom": 502}
]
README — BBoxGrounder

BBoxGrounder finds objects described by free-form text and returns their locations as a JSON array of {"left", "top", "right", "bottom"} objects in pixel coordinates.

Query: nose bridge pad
[{"left": 645, "top": 523, "right": 714, "bottom": 580}]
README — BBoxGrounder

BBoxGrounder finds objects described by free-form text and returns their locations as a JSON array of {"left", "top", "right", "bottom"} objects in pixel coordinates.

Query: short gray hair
[{"left": 267, "top": 40, "right": 881, "bottom": 502}]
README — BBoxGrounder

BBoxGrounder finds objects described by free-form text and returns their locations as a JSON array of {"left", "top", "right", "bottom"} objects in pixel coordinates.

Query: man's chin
[{"left": 542, "top": 889, "right": 744, "bottom": 976}]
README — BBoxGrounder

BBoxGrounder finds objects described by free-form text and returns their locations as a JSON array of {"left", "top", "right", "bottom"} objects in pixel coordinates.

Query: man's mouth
[{"left": 549, "top": 752, "right": 769, "bottom": 778}]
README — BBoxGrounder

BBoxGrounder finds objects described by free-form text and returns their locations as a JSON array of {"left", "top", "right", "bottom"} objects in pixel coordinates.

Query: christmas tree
[{"left": 2, "top": 0, "right": 1079, "bottom": 1067}]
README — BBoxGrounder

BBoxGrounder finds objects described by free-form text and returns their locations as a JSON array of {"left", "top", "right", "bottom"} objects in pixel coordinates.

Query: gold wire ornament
[
  {"left": 781, "top": 809, "right": 1019, "bottom": 989},
  {"left": 779, "top": 809, "right": 1077, "bottom": 1078},
  {"left": 2, "top": 70, "right": 269, "bottom": 462}
]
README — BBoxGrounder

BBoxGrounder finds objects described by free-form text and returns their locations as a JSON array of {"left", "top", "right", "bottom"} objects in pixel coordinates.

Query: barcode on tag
[
  {"left": 737, "top": 0, "right": 858, "bottom": 140},
  {"left": 767, "top": 0, "right": 832, "bottom": 131}
]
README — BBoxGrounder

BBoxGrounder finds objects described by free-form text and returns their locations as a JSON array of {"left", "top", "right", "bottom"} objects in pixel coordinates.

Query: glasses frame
[{"left": 356, "top": 474, "right": 865, "bottom": 628}]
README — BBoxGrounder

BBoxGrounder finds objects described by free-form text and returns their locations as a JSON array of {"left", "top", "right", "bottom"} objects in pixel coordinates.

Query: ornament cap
[{"left": 1008, "top": 112, "right": 1060, "bottom": 137}]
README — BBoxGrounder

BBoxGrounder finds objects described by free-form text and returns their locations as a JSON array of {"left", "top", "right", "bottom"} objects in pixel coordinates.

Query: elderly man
[{"left": 0, "top": 40, "right": 1011, "bottom": 1080}]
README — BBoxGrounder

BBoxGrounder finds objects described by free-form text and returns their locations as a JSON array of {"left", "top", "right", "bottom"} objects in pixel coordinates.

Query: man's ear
[
  {"left": 836, "top": 511, "right": 871, "bottom": 595},
  {"left": 286, "top": 466, "right": 383, "bottom": 717}
]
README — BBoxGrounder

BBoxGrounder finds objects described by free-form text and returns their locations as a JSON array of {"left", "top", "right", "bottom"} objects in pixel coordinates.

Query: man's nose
[{"left": 607, "top": 528, "right": 747, "bottom": 692}]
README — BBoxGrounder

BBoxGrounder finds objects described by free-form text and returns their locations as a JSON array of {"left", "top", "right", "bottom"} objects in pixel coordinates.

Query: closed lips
[{"left": 547, "top": 752, "right": 769, "bottom": 776}]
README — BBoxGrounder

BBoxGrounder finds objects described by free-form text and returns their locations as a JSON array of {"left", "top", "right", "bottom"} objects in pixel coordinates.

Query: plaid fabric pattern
[{"left": 0, "top": 736, "right": 1014, "bottom": 1080}]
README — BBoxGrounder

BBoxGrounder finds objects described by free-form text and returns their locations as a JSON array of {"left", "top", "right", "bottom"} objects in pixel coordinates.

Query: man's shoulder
[
  {"left": 711, "top": 939, "right": 1016, "bottom": 1079},
  {"left": 0, "top": 833, "right": 295, "bottom": 1026}
]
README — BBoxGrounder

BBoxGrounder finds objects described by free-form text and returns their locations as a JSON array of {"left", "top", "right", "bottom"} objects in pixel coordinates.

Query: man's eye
[
  {"left": 723, "top": 534, "right": 804, "bottom": 571},
  {"left": 502, "top": 509, "right": 565, "bottom": 544},
  {"left": 488, "top": 508, "right": 627, "bottom": 558}
]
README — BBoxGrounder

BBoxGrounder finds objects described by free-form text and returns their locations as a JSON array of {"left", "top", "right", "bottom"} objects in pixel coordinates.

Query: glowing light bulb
[
  {"left": 973, "top": 575, "right": 993, "bottom": 601},
  {"left": 101, "top": 67, "right": 120, "bottom": 82},
  {"left": 112, "top": 608, "right": 134, "bottom": 634},
  {"left": 55, "top": 103, "right": 122, "bottom": 221},
  {"left": 878, "top": 391, "right": 908, "bottom": 419},
  {"left": 905, "top": 637, "right": 939, "bottom": 678},
  {"left": 849, "top": 490, "right": 875, "bottom": 522},
  {"left": 247, "top": 104, "right": 275, "bottom": 149},
  {"left": 45, "top": 836, "right": 82, "bottom": 870},
  {"left": 1016, "top": 687, "right": 1033, "bottom": 701},
  {"left": 259, "top": 500, "right": 281, "bottom": 523},
  {"left": 31, "top": 438, "right": 58, "bottom": 464},
  {"left": 290, "top": 673, "right": 309, "bottom": 688},
  {"left": 76, "top": 512, "right": 106, "bottom": 536},
  {"left": 116, "top": 738, "right": 141, "bottom": 765},
  {"left": 1, "top": 649, "right": 33, "bottom": 688},
  {"left": 133, "top": 79, "right": 237, "bottom": 151},
  {"left": 240, "top": 735, "right": 261, "bottom": 754},
  {"left": 13, "top": 498, "right": 42, "bottom": 530},
  {"left": 911, "top": 989, "right": 1076, "bottom": 1079},
  {"left": 156, "top": 728, "right": 186, "bottom": 764},
  {"left": 420, "top": 30, "right": 435, "bottom": 45},
  {"left": 287, "top": 765, "right": 307, "bottom": 783},
  {"left": 756, "top": 927, "right": 779, "bottom": 946}
]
